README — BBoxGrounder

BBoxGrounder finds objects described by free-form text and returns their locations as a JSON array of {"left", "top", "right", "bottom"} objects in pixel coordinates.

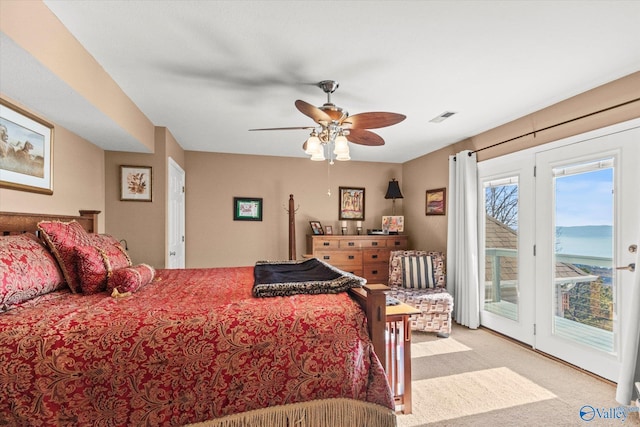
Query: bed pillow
[
  {"left": 107, "top": 264, "right": 155, "bottom": 295},
  {"left": 75, "top": 243, "right": 132, "bottom": 294},
  {"left": 401, "top": 255, "right": 436, "bottom": 289},
  {"left": 1, "top": 234, "right": 65, "bottom": 311},
  {"left": 37, "top": 220, "right": 93, "bottom": 293}
]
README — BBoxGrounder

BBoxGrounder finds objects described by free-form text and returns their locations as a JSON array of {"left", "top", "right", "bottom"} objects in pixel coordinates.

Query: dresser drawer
[
  {"left": 363, "top": 262, "right": 389, "bottom": 284},
  {"left": 312, "top": 238, "right": 341, "bottom": 250},
  {"left": 362, "top": 248, "right": 389, "bottom": 264},
  {"left": 386, "top": 237, "right": 408, "bottom": 249},
  {"left": 338, "top": 239, "right": 360, "bottom": 249},
  {"left": 359, "top": 238, "right": 387, "bottom": 248},
  {"left": 315, "top": 251, "right": 362, "bottom": 266}
]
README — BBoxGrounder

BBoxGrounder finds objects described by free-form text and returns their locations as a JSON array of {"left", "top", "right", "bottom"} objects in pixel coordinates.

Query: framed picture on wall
[
  {"left": 338, "top": 186, "right": 365, "bottom": 220},
  {"left": 120, "top": 165, "right": 153, "bottom": 201},
  {"left": 234, "top": 197, "right": 263, "bottom": 221},
  {"left": 426, "top": 187, "right": 446, "bottom": 215},
  {"left": 0, "top": 98, "right": 54, "bottom": 194}
]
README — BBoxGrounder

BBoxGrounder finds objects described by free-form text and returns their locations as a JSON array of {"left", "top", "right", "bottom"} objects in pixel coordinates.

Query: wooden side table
[{"left": 386, "top": 302, "right": 421, "bottom": 414}]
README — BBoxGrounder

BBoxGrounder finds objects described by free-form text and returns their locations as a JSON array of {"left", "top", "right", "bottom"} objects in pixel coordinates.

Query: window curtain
[
  {"left": 446, "top": 150, "right": 480, "bottom": 329},
  {"left": 616, "top": 212, "right": 640, "bottom": 405}
]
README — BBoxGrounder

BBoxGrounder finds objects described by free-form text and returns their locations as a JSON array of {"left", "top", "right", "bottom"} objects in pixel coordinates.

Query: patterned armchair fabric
[{"left": 387, "top": 250, "right": 454, "bottom": 336}]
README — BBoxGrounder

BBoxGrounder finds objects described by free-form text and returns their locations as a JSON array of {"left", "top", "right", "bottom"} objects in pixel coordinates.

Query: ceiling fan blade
[
  {"left": 343, "top": 112, "right": 406, "bottom": 129},
  {"left": 249, "top": 126, "right": 316, "bottom": 131},
  {"left": 295, "top": 100, "right": 333, "bottom": 124},
  {"left": 346, "top": 129, "right": 385, "bottom": 146}
]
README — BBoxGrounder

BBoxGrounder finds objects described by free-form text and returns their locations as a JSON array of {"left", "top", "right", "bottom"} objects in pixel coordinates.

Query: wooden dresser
[{"left": 306, "top": 234, "right": 408, "bottom": 283}]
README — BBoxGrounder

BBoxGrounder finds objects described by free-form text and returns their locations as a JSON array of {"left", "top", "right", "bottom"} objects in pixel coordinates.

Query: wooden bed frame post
[
  {"left": 349, "top": 284, "right": 388, "bottom": 369},
  {"left": 79, "top": 210, "right": 101, "bottom": 233}
]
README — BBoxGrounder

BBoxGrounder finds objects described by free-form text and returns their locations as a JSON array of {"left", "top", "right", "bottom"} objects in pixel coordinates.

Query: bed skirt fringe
[{"left": 186, "top": 398, "right": 397, "bottom": 427}]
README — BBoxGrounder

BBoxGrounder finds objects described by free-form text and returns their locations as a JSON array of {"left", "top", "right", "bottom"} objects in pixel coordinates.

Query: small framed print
[
  {"left": 0, "top": 98, "right": 54, "bottom": 194},
  {"left": 234, "top": 197, "right": 263, "bottom": 221},
  {"left": 324, "top": 225, "right": 333, "bottom": 235},
  {"left": 426, "top": 188, "right": 446, "bottom": 215},
  {"left": 120, "top": 165, "right": 152, "bottom": 201},
  {"left": 382, "top": 215, "right": 404, "bottom": 233},
  {"left": 339, "top": 186, "right": 365, "bottom": 220},
  {"left": 309, "top": 221, "right": 324, "bottom": 235}
]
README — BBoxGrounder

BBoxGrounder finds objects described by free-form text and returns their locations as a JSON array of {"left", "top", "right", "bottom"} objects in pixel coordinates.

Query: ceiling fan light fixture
[
  {"left": 310, "top": 145, "right": 326, "bottom": 161},
  {"left": 333, "top": 134, "right": 349, "bottom": 155},
  {"left": 335, "top": 151, "right": 351, "bottom": 161},
  {"left": 304, "top": 133, "right": 321, "bottom": 155}
]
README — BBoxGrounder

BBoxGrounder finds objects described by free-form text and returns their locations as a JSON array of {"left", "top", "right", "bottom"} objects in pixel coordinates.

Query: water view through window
[{"left": 553, "top": 162, "right": 614, "bottom": 353}]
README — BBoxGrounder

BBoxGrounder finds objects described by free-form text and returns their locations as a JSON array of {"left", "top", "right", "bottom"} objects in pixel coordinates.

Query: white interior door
[
  {"left": 534, "top": 123, "right": 639, "bottom": 381},
  {"left": 167, "top": 157, "right": 185, "bottom": 269}
]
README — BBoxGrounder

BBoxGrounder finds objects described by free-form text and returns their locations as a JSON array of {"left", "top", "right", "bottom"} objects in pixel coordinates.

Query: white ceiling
[{"left": 5, "top": 1, "right": 640, "bottom": 163}]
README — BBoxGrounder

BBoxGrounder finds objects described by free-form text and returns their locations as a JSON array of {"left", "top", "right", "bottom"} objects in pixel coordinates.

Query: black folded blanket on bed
[{"left": 253, "top": 258, "right": 366, "bottom": 298}]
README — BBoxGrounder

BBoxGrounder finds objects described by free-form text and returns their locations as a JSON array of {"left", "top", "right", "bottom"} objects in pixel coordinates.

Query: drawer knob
[
  {"left": 372, "top": 242, "right": 378, "bottom": 246},
  {"left": 372, "top": 254, "right": 378, "bottom": 259},
  {"left": 348, "top": 255, "right": 354, "bottom": 260},
  {"left": 394, "top": 241, "right": 401, "bottom": 246},
  {"left": 323, "top": 242, "right": 330, "bottom": 246},
  {"left": 372, "top": 270, "right": 378, "bottom": 274},
  {"left": 323, "top": 256, "right": 330, "bottom": 260},
  {"left": 348, "top": 242, "right": 355, "bottom": 246}
]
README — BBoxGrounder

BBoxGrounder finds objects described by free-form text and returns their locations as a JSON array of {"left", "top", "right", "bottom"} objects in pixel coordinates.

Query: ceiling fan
[{"left": 249, "top": 80, "right": 406, "bottom": 161}]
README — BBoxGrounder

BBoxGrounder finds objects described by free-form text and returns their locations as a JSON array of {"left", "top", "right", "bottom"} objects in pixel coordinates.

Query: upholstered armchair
[{"left": 387, "top": 250, "right": 454, "bottom": 337}]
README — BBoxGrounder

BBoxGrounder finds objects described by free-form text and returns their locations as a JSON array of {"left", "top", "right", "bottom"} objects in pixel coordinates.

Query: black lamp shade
[{"left": 385, "top": 179, "right": 403, "bottom": 199}]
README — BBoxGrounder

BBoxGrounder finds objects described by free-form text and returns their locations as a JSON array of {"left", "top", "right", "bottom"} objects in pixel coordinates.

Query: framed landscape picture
[
  {"left": 0, "top": 98, "right": 54, "bottom": 194},
  {"left": 339, "top": 186, "right": 365, "bottom": 220},
  {"left": 120, "top": 165, "right": 152, "bottom": 201},
  {"left": 234, "top": 197, "right": 263, "bottom": 221},
  {"left": 426, "top": 187, "right": 446, "bottom": 215}
]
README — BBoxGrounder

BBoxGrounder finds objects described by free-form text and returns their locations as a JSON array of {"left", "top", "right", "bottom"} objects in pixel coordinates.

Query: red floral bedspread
[{"left": 0, "top": 267, "right": 393, "bottom": 426}]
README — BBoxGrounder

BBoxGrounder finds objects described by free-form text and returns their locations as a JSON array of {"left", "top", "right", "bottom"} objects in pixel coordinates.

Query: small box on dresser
[{"left": 306, "top": 234, "right": 408, "bottom": 283}]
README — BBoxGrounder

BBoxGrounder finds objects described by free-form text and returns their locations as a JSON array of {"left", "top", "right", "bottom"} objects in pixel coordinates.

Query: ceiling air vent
[{"left": 429, "top": 111, "right": 457, "bottom": 123}]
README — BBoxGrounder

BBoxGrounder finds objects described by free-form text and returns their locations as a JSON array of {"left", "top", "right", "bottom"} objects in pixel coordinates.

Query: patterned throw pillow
[
  {"left": 401, "top": 255, "right": 436, "bottom": 289},
  {"left": 75, "top": 243, "right": 132, "bottom": 294},
  {"left": 37, "top": 220, "right": 93, "bottom": 293},
  {"left": 0, "top": 234, "right": 65, "bottom": 311},
  {"left": 107, "top": 264, "right": 155, "bottom": 294}
]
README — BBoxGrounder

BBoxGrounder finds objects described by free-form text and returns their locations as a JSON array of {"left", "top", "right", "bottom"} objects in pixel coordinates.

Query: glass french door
[
  {"left": 535, "top": 124, "right": 639, "bottom": 381},
  {"left": 478, "top": 152, "right": 535, "bottom": 345}
]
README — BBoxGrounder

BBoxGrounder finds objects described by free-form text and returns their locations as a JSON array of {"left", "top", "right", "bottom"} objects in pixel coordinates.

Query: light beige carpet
[{"left": 397, "top": 324, "right": 640, "bottom": 426}]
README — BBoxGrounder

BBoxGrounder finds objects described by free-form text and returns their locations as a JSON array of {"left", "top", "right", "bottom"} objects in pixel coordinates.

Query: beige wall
[
  {"left": 403, "top": 71, "right": 640, "bottom": 253},
  {"left": 0, "top": 95, "right": 106, "bottom": 231},
  {"left": 104, "top": 127, "right": 185, "bottom": 268},
  {"left": 0, "top": 0, "right": 155, "bottom": 152},
  {"left": 185, "top": 152, "right": 403, "bottom": 267}
]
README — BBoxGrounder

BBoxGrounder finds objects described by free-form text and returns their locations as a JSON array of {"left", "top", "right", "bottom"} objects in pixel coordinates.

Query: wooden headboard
[{"left": 0, "top": 210, "right": 100, "bottom": 235}]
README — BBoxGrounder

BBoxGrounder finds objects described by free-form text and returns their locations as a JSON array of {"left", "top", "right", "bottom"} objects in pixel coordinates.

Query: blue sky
[{"left": 555, "top": 168, "right": 613, "bottom": 227}]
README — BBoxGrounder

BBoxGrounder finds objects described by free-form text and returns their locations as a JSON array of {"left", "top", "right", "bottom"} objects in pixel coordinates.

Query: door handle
[
  {"left": 170, "top": 251, "right": 176, "bottom": 256},
  {"left": 616, "top": 263, "right": 636, "bottom": 272}
]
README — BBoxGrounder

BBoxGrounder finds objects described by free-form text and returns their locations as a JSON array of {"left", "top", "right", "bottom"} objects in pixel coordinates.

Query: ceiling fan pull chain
[{"left": 327, "top": 160, "right": 331, "bottom": 197}]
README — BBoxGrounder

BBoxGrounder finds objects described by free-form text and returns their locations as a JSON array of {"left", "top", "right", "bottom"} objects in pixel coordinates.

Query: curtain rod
[{"left": 469, "top": 97, "right": 640, "bottom": 156}]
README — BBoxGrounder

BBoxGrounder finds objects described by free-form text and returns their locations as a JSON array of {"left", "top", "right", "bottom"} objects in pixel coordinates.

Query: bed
[{"left": 0, "top": 210, "right": 395, "bottom": 427}]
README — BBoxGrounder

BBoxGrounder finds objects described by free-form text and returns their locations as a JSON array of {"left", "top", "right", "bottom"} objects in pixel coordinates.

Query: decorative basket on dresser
[{"left": 306, "top": 235, "right": 408, "bottom": 283}]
